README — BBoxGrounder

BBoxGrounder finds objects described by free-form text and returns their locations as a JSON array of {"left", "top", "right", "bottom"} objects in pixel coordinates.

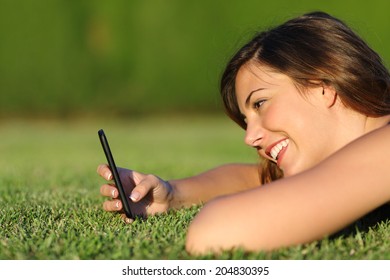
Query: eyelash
[
  {"left": 241, "top": 99, "right": 266, "bottom": 124},
  {"left": 253, "top": 100, "right": 266, "bottom": 110}
]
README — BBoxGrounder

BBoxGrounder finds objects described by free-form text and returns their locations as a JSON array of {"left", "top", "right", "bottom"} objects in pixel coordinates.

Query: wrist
[{"left": 166, "top": 179, "right": 181, "bottom": 209}]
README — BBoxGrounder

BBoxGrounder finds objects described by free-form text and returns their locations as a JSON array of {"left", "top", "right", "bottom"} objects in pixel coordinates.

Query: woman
[{"left": 97, "top": 12, "right": 390, "bottom": 254}]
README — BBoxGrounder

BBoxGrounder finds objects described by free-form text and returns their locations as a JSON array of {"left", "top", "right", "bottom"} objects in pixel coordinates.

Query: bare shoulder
[
  {"left": 345, "top": 124, "right": 390, "bottom": 150},
  {"left": 323, "top": 124, "right": 390, "bottom": 169}
]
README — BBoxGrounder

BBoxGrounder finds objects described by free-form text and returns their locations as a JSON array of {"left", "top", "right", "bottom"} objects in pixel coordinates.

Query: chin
[
  {"left": 281, "top": 170, "right": 294, "bottom": 178},
  {"left": 280, "top": 165, "right": 305, "bottom": 178}
]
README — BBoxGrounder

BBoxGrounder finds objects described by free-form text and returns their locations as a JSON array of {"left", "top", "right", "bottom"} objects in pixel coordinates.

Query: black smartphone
[{"left": 98, "top": 129, "right": 133, "bottom": 219}]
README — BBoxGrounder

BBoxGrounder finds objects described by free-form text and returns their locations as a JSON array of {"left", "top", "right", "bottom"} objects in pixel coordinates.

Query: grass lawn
[{"left": 0, "top": 116, "right": 389, "bottom": 260}]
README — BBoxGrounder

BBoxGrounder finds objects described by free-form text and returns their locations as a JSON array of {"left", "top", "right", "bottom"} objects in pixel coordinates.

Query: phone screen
[{"left": 98, "top": 129, "right": 133, "bottom": 218}]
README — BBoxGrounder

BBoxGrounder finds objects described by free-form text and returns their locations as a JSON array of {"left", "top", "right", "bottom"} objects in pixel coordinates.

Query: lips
[{"left": 265, "top": 139, "right": 289, "bottom": 163}]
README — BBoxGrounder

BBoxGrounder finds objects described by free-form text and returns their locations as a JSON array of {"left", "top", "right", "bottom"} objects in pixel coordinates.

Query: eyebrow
[{"left": 245, "top": 88, "right": 265, "bottom": 107}]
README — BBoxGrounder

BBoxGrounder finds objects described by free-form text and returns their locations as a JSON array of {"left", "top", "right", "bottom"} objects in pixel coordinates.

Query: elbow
[
  {"left": 185, "top": 190, "right": 316, "bottom": 255},
  {"left": 185, "top": 219, "right": 210, "bottom": 255},
  {"left": 185, "top": 212, "right": 215, "bottom": 255},
  {"left": 186, "top": 198, "right": 222, "bottom": 255},
  {"left": 185, "top": 196, "right": 246, "bottom": 255}
]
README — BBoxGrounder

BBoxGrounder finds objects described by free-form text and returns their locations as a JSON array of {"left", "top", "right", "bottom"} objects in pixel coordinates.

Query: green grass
[{"left": 0, "top": 116, "right": 389, "bottom": 260}]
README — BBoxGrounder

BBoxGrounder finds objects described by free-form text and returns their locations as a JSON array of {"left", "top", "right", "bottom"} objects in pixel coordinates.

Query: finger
[
  {"left": 121, "top": 213, "right": 134, "bottom": 224},
  {"left": 97, "top": 164, "right": 113, "bottom": 180},
  {"left": 103, "top": 199, "right": 122, "bottom": 212},
  {"left": 129, "top": 175, "right": 157, "bottom": 202},
  {"left": 100, "top": 184, "right": 119, "bottom": 198}
]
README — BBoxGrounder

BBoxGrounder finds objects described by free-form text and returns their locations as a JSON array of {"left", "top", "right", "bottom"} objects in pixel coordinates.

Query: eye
[{"left": 253, "top": 99, "right": 266, "bottom": 110}]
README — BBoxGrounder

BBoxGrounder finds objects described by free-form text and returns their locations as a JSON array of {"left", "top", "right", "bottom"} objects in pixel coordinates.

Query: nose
[{"left": 244, "top": 120, "right": 265, "bottom": 147}]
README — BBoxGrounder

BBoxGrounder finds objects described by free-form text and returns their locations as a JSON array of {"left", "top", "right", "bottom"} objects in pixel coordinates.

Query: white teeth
[{"left": 270, "top": 139, "right": 289, "bottom": 160}]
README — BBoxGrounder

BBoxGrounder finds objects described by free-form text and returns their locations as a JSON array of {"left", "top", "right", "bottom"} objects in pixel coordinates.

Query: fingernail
[
  {"left": 130, "top": 191, "right": 140, "bottom": 202},
  {"left": 115, "top": 201, "right": 120, "bottom": 209},
  {"left": 107, "top": 172, "right": 113, "bottom": 180},
  {"left": 111, "top": 189, "right": 116, "bottom": 198}
]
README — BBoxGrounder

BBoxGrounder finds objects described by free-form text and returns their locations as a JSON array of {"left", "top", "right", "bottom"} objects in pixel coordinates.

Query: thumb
[{"left": 129, "top": 175, "right": 156, "bottom": 202}]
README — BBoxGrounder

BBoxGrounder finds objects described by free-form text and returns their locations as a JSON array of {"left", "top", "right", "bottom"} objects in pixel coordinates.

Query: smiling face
[{"left": 235, "top": 63, "right": 342, "bottom": 177}]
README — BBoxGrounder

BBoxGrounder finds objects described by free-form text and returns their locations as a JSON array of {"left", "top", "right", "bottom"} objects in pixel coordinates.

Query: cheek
[
  {"left": 262, "top": 99, "right": 315, "bottom": 135},
  {"left": 261, "top": 103, "right": 282, "bottom": 129},
  {"left": 261, "top": 102, "right": 302, "bottom": 132}
]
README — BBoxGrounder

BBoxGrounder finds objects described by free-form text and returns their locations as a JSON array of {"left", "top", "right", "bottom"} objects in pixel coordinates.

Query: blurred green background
[{"left": 1, "top": 0, "right": 390, "bottom": 119}]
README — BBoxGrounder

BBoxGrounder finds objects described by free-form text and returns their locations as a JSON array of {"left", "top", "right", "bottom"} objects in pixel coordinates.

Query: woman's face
[{"left": 235, "top": 63, "right": 338, "bottom": 177}]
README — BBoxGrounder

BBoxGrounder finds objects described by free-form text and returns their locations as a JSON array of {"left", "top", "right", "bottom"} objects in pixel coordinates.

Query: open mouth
[{"left": 269, "top": 139, "right": 289, "bottom": 161}]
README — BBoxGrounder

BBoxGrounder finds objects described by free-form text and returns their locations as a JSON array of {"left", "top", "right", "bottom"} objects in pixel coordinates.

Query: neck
[
  {"left": 326, "top": 110, "right": 389, "bottom": 154},
  {"left": 364, "top": 115, "right": 390, "bottom": 133}
]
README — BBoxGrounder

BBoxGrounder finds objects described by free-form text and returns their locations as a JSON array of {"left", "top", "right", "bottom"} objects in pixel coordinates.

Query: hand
[{"left": 97, "top": 164, "right": 173, "bottom": 223}]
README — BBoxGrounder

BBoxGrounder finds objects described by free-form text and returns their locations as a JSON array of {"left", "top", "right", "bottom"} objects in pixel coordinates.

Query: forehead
[{"left": 235, "top": 63, "right": 292, "bottom": 93}]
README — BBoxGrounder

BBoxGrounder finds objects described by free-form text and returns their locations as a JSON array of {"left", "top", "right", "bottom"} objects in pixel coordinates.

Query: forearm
[{"left": 168, "top": 163, "right": 260, "bottom": 209}]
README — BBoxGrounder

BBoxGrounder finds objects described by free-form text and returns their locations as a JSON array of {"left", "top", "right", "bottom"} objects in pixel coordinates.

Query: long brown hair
[{"left": 220, "top": 11, "right": 390, "bottom": 184}]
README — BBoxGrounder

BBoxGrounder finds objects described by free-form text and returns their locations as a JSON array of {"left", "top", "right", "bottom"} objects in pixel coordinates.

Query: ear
[{"left": 321, "top": 85, "right": 338, "bottom": 108}]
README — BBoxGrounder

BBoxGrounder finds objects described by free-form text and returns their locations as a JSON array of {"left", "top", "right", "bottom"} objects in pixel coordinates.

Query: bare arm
[
  {"left": 169, "top": 163, "right": 260, "bottom": 208},
  {"left": 186, "top": 125, "right": 390, "bottom": 254}
]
